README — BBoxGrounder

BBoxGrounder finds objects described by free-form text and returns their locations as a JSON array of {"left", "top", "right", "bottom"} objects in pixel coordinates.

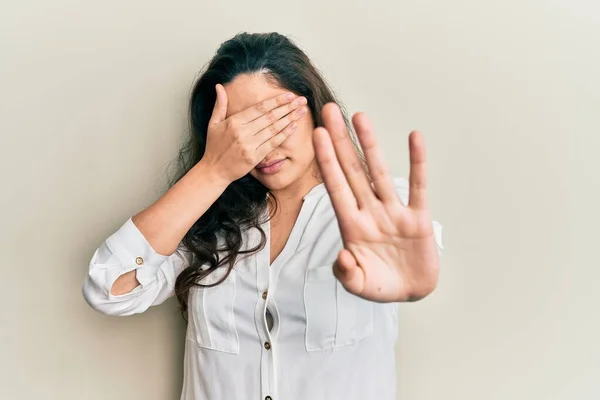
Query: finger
[
  {"left": 352, "top": 112, "right": 397, "bottom": 203},
  {"left": 209, "top": 84, "right": 228, "bottom": 124},
  {"left": 313, "top": 126, "right": 358, "bottom": 220},
  {"left": 253, "top": 103, "right": 308, "bottom": 146},
  {"left": 333, "top": 249, "right": 364, "bottom": 295},
  {"left": 255, "top": 119, "right": 299, "bottom": 160},
  {"left": 407, "top": 131, "right": 429, "bottom": 210},
  {"left": 322, "top": 103, "right": 376, "bottom": 208},
  {"left": 235, "top": 91, "right": 297, "bottom": 124},
  {"left": 250, "top": 96, "right": 308, "bottom": 136}
]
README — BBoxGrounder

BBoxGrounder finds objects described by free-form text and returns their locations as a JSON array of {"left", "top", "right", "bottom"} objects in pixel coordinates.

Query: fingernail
[
  {"left": 297, "top": 106, "right": 307, "bottom": 116},
  {"left": 295, "top": 97, "right": 307, "bottom": 106},
  {"left": 290, "top": 122, "right": 298, "bottom": 130},
  {"left": 286, "top": 92, "right": 295, "bottom": 101}
]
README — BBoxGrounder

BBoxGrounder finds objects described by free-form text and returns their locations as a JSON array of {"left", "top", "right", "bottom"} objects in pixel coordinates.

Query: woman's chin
[{"left": 256, "top": 174, "right": 293, "bottom": 191}]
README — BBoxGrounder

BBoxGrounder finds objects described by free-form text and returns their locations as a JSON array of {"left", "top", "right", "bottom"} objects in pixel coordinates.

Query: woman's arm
[
  {"left": 110, "top": 161, "right": 229, "bottom": 296},
  {"left": 81, "top": 161, "right": 229, "bottom": 316}
]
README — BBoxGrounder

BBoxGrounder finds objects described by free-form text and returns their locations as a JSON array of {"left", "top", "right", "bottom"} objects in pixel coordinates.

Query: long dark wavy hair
[{"left": 169, "top": 32, "right": 353, "bottom": 313}]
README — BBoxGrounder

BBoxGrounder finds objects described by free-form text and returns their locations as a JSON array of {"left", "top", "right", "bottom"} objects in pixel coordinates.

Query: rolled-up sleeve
[{"left": 82, "top": 218, "right": 190, "bottom": 316}]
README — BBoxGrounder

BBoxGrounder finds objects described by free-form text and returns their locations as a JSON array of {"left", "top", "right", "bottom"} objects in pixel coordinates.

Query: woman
[{"left": 83, "top": 32, "right": 444, "bottom": 400}]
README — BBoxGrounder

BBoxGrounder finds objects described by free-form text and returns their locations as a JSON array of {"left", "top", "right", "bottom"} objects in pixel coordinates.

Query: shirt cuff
[{"left": 105, "top": 218, "right": 170, "bottom": 286}]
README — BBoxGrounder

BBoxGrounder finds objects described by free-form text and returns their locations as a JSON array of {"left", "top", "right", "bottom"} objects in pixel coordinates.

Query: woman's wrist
[{"left": 192, "top": 159, "right": 232, "bottom": 191}]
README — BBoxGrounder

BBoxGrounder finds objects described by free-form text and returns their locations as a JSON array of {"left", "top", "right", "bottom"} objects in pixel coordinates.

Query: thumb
[
  {"left": 333, "top": 249, "right": 364, "bottom": 295},
  {"left": 209, "top": 83, "right": 228, "bottom": 124}
]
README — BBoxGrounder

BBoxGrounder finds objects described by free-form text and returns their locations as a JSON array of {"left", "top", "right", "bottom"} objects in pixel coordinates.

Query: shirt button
[
  {"left": 135, "top": 257, "right": 144, "bottom": 265},
  {"left": 264, "top": 341, "right": 271, "bottom": 350},
  {"left": 262, "top": 291, "right": 268, "bottom": 300}
]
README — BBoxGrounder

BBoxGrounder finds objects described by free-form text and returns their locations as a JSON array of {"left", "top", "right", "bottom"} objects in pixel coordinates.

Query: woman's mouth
[{"left": 256, "top": 159, "right": 286, "bottom": 174}]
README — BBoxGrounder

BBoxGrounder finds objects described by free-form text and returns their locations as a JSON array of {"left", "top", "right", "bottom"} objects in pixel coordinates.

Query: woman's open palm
[{"left": 313, "top": 103, "right": 440, "bottom": 302}]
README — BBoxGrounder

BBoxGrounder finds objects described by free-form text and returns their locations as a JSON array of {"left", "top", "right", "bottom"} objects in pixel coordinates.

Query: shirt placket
[
  {"left": 255, "top": 222, "right": 277, "bottom": 400},
  {"left": 254, "top": 195, "right": 318, "bottom": 400}
]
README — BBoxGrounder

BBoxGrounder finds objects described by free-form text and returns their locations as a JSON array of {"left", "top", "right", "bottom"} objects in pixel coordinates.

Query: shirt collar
[{"left": 302, "top": 182, "right": 327, "bottom": 201}]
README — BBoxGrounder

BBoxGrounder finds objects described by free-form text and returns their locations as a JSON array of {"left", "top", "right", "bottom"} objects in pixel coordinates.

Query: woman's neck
[{"left": 270, "top": 175, "right": 321, "bottom": 205}]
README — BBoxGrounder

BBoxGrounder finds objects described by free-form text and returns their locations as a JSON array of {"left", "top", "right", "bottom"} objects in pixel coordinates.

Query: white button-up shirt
[{"left": 83, "top": 177, "right": 444, "bottom": 400}]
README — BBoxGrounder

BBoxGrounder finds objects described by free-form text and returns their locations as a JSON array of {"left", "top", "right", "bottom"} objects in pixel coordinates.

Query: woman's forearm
[{"left": 131, "top": 160, "right": 230, "bottom": 256}]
